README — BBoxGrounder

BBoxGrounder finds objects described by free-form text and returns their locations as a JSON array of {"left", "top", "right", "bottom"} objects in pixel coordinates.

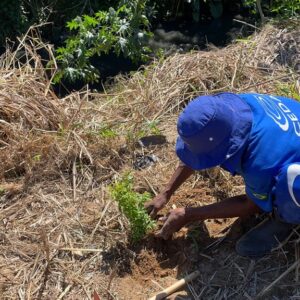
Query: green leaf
[
  {"left": 67, "top": 19, "right": 80, "bottom": 30},
  {"left": 54, "top": 0, "right": 153, "bottom": 84},
  {"left": 83, "top": 15, "right": 99, "bottom": 27}
]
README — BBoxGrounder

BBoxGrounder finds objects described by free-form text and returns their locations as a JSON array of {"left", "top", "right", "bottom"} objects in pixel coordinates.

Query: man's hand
[
  {"left": 144, "top": 163, "right": 194, "bottom": 219},
  {"left": 144, "top": 192, "right": 169, "bottom": 218},
  {"left": 153, "top": 195, "right": 261, "bottom": 241},
  {"left": 156, "top": 208, "right": 188, "bottom": 240}
]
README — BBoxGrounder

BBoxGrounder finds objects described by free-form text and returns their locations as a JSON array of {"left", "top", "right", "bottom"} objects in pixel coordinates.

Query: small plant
[
  {"left": 98, "top": 127, "right": 118, "bottom": 139},
  {"left": 33, "top": 154, "right": 42, "bottom": 162},
  {"left": 126, "top": 120, "right": 161, "bottom": 143},
  {"left": 276, "top": 82, "right": 300, "bottom": 101},
  {"left": 85, "top": 125, "right": 119, "bottom": 140},
  {"left": 146, "top": 120, "right": 161, "bottom": 135},
  {"left": 110, "top": 174, "right": 155, "bottom": 242}
]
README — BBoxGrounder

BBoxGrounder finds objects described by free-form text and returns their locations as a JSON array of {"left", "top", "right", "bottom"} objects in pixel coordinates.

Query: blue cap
[{"left": 176, "top": 93, "right": 253, "bottom": 170}]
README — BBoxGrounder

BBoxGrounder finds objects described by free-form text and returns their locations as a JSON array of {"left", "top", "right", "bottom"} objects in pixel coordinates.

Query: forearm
[
  {"left": 163, "top": 162, "right": 195, "bottom": 198},
  {"left": 186, "top": 194, "right": 261, "bottom": 222}
]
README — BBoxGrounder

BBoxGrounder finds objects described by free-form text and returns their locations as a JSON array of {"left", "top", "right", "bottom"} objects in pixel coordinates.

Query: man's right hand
[{"left": 144, "top": 192, "right": 169, "bottom": 218}]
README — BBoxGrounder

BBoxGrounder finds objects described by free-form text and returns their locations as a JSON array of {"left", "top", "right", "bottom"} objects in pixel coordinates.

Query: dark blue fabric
[
  {"left": 176, "top": 93, "right": 253, "bottom": 170},
  {"left": 274, "top": 163, "right": 300, "bottom": 224},
  {"left": 220, "top": 143, "right": 247, "bottom": 175}
]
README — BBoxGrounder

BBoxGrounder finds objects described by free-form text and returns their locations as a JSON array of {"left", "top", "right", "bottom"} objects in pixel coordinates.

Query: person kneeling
[{"left": 145, "top": 92, "right": 300, "bottom": 257}]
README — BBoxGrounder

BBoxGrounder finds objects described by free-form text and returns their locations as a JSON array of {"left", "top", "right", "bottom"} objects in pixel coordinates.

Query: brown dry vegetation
[{"left": 0, "top": 24, "right": 300, "bottom": 299}]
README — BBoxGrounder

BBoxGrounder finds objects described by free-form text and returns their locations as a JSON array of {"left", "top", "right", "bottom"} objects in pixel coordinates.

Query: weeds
[
  {"left": 0, "top": 187, "right": 5, "bottom": 196},
  {"left": 276, "top": 82, "right": 300, "bottom": 101},
  {"left": 110, "top": 173, "right": 155, "bottom": 242},
  {"left": 98, "top": 127, "right": 118, "bottom": 139}
]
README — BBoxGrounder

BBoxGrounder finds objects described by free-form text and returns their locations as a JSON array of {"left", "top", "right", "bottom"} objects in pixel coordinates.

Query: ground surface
[
  {"left": 1, "top": 23, "right": 300, "bottom": 300},
  {"left": 99, "top": 141, "right": 300, "bottom": 300},
  {"left": 110, "top": 200, "right": 300, "bottom": 299}
]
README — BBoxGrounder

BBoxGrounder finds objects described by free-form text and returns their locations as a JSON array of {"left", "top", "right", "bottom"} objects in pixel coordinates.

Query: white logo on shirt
[
  {"left": 255, "top": 95, "right": 300, "bottom": 136},
  {"left": 287, "top": 164, "right": 300, "bottom": 207}
]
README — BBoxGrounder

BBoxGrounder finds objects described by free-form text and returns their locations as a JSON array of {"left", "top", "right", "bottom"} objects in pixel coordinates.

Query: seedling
[
  {"left": 110, "top": 174, "right": 155, "bottom": 242},
  {"left": 98, "top": 127, "right": 118, "bottom": 139},
  {"left": 33, "top": 154, "right": 41, "bottom": 162}
]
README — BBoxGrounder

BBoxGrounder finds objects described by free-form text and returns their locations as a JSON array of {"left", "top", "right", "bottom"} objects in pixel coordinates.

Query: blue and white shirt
[{"left": 223, "top": 93, "right": 300, "bottom": 212}]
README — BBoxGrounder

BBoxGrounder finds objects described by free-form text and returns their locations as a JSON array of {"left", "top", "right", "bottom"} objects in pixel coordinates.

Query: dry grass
[{"left": 0, "top": 23, "right": 300, "bottom": 299}]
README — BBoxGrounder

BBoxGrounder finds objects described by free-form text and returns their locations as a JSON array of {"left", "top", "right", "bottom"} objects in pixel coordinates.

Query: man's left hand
[{"left": 155, "top": 208, "right": 188, "bottom": 240}]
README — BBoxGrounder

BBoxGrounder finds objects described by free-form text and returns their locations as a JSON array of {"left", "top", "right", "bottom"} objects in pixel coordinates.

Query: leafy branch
[{"left": 54, "top": 0, "right": 152, "bottom": 83}]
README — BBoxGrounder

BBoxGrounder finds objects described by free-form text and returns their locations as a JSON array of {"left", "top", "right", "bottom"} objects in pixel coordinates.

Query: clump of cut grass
[{"left": 110, "top": 174, "right": 155, "bottom": 242}]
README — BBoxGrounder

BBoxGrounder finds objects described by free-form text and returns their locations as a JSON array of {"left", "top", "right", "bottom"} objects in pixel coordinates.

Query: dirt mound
[{"left": 1, "top": 23, "right": 300, "bottom": 299}]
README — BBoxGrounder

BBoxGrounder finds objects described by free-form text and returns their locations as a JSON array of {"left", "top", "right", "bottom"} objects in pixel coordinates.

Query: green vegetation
[
  {"left": 54, "top": 0, "right": 152, "bottom": 83},
  {"left": 245, "top": 0, "right": 300, "bottom": 17},
  {"left": 2, "top": 1, "right": 300, "bottom": 46},
  {"left": 1, "top": 0, "right": 299, "bottom": 84},
  {"left": 276, "top": 82, "right": 300, "bottom": 101},
  {"left": 0, "top": 0, "right": 120, "bottom": 44},
  {"left": 271, "top": 0, "right": 300, "bottom": 16},
  {"left": 134, "top": 120, "right": 161, "bottom": 140},
  {"left": 0, "top": 187, "right": 5, "bottom": 196},
  {"left": 98, "top": 127, "right": 119, "bottom": 139},
  {"left": 53, "top": 0, "right": 300, "bottom": 83},
  {"left": 32, "top": 154, "right": 42, "bottom": 162},
  {"left": 110, "top": 174, "right": 155, "bottom": 242}
]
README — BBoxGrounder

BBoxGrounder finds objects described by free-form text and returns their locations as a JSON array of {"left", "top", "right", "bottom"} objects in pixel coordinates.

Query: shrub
[
  {"left": 244, "top": 0, "right": 300, "bottom": 18},
  {"left": 54, "top": 0, "right": 152, "bottom": 83}
]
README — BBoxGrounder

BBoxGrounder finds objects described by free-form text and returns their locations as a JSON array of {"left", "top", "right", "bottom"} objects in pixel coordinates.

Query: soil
[
  {"left": 101, "top": 179, "right": 258, "bottom": 299},
  {"left": 101, "top": 172, "right": 300, "bottom": 299}
]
